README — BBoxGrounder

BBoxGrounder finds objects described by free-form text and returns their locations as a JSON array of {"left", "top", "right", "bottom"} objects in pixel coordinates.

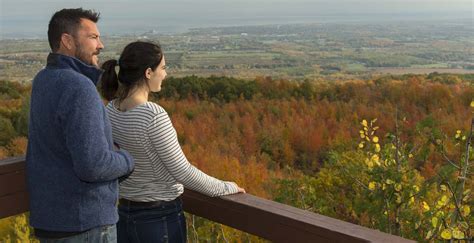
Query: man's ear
[
  {"left": 60, "top": 33, "right": 75, "bottom": 50},
  {"left": 145, "top": 67, "right": 152, "bottom": 79}
]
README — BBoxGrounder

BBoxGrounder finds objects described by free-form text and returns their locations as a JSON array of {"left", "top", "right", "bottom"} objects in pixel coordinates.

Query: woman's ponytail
[{"left": 100, "top": 59, "right": 119, "bottom": 101}]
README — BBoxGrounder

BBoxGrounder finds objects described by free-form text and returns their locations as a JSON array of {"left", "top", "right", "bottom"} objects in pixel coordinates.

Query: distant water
[
  {"left": 101, "top": 13, "right": 472, "bottom": 35},
  {"left": 0, "top": 10, "right": 472, "bottom": 39}
]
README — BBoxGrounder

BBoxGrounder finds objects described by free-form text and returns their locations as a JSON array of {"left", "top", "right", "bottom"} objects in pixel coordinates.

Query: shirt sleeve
[
  {"left": 147, "top": 110, "right": 238, "bottom": 197},
  {"left": 59, "top": 77, "right": 134, "bottom": 182}
]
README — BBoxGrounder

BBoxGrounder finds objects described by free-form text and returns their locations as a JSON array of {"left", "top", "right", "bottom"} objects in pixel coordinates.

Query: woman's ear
[{"left": 145, "top": 67, "right": 152, "bottom": 79}]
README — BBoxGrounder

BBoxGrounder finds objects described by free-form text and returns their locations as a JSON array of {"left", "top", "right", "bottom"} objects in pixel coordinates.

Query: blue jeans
[
  {"left": 37, "top": 225, "right": 117, "bottom": 243},
  {"left": 117, "top": 198, "right": 187, "bottom": 243}
]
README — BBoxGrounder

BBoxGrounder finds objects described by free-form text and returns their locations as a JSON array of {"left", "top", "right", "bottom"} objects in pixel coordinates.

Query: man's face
[{"left": 72, "top": 18, "right": 104, "bottom": 66}]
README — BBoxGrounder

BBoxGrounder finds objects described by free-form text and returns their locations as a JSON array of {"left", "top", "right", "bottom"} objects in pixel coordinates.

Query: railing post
[{"left": 0, "top": 156, "right": 29, "bottom": 218}]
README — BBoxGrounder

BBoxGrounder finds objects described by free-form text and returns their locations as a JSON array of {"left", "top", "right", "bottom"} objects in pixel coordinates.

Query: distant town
[{"left": 1, "top": 20, "right": 473, "bottom": 83}]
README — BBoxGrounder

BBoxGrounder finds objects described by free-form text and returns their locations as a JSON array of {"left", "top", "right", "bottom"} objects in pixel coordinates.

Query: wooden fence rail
[{"left": 0, "top": 157, "right": 414, "bottom": 242}]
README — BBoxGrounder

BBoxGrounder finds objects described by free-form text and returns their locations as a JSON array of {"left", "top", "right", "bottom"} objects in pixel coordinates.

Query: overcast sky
[{"left": 1, "top": 0, "right": 472, "bottom": 38}]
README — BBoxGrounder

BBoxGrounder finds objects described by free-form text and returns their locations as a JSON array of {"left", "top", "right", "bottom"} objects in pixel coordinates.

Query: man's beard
[{"left": 74, "top": 40, "right": 99, "bottom": 66}]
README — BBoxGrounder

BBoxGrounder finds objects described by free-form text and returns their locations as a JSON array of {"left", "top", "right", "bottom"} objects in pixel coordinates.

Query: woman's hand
[{"left": 230, "top": 182, "right": 246, "bottom": 193}]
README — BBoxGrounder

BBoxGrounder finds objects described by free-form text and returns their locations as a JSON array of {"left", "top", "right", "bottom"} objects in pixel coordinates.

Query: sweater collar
[{"left": 47, "top": 53, "right": 103, "bottom": 85}]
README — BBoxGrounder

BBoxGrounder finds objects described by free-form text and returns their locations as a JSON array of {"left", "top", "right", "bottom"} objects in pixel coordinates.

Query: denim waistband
[{"left": 119, "top": 197, "right": 182, "bottom": 210}]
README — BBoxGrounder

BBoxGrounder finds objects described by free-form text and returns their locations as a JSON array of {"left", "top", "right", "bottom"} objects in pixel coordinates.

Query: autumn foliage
[{"left": 0, "top": 73, "right": 473, "bottom": 242}]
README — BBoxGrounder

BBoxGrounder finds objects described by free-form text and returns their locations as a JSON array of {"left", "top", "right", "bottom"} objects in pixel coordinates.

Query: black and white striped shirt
[{"left": 106, "top": 100, "right": 238, "bottom": 201}]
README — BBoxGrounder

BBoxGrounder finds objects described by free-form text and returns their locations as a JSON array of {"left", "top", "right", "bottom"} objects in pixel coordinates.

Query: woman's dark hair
[
  {"left": 48, "top": 8, "right": 100, "bottom": 52},
  {"left": 100, "top": 41, "right": 163, "bottom": 101}
]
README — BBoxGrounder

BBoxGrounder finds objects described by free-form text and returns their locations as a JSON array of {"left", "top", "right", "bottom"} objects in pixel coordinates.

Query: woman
[{"left": 100, "top": 41, "right": 245, "bottom": 243}]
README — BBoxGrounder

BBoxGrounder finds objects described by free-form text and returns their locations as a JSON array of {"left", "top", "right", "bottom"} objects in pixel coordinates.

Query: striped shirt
[{"left": 106, "top": 100, "right": 238, "bottom": 202}]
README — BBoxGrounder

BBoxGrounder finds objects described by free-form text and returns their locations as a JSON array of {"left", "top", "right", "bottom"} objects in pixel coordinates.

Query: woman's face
[{"left": 147, "top": 56, "right": 167, "bottom": 92}]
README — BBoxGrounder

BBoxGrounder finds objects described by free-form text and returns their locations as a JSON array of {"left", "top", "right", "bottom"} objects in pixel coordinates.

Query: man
[{"left": 26, "top": 8, "right": 134, "bottom": 242}]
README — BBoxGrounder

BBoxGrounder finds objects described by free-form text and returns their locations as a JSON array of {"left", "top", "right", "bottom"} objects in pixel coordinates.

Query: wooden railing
[{"left": 0, "top": 157, "right": 414, "bottom": 242}]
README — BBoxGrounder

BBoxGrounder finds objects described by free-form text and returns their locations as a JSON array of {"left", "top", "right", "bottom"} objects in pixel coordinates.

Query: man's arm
[{"left": 60, "top": 77, "right": 134, "bottom": 182}]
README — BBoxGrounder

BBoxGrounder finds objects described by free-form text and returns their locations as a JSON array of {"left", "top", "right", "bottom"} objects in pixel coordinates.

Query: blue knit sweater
[{"left": 26, "top": 53, "right": 134, "bottom": 232}]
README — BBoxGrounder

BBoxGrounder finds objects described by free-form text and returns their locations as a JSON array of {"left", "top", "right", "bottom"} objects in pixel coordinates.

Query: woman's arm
[{"left": 147, "top": 110, "right": 243, "bottom": 196}]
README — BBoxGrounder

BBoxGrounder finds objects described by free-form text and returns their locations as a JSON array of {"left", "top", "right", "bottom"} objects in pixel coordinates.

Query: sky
[{"left": 1, "top": 0, "right": 472, "bottom": 38}]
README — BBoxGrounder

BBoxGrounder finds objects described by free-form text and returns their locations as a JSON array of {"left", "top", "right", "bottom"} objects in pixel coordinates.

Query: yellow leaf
[
  {"left": 368, "top": 182, "right": 376, "bottom": 191},
  {"left": 431, "top": 217, "right": 438, "bottom": 227},
  {"left": 361, "top": 119, "right": 368, "bottom": 127},
  {"left": 422, "top": 201, "right": 430, "bottom": 212},
  {"left": 375, "top": 159, "right": 381, "bottom": 166},
  {"left": 386, "top": 179, "right": 393, "bottom": 184},
  {"left": 372, "top": 136, "right": 379, "bottom": 143},
  {"left": 436, "top": 195, "right": 448, "bottom": 209},
  {"left": 394, "top": 183, "right": 402, "bottom": 192},
  {"left": 358, "top": 142, "right": 364, "bottom": 149},
  {"left": 462, "top": 205, "right": 470, "bottom": 217},
  {"left": 470, "top": 100, "right": 474, "bottom": 107},
  {"left": 367, "top": 160, "right": 374, "bottom": 168},
  {"left": 371, "top": 154, "right": 379, "bottom": 163},
  {"left": 375, "top": 144, "right": 381, "bottom": 152},
  {"left": 413, "top": 185, "right": 420, "bottom": 192},
  {"left": 425, "top": 230, "right": 432, "bottom": 240},
  {"left": 440, "top": 229, "right": 452, "bottom": 239},
  {"left": 360, "top": 134, "right": 365, "bottom": 139},
  {"left": 455, "top": 130, "right": 461, "bottom": 139},
  {"left": 408, "top": 153, "right": 413, "bottom": 158},
  {"left": 359, "top": 130, "right": 364, "bottom": 134},
  {"left": 452, "top": 229, "right": 464, "bottom": 239},
  {"left": 440, "top": 185, "right": 447, "bottom": 191},
  {"left": 395, "top": 194, "right": 401, "bottom": 204}
]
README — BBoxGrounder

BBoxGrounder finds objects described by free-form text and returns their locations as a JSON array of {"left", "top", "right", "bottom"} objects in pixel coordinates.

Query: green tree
[{"left": 0, "top": 116, "right": 16, "bottom": 146}]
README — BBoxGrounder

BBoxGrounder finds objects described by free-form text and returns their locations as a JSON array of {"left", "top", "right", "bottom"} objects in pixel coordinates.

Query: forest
[{"left": 0, "top": 72, "right": 473, "bottom": 242}]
